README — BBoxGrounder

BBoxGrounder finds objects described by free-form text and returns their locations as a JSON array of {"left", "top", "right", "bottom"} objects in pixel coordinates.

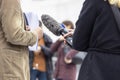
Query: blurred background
[
  {"left": 21, "top": 0, "right": 85, "bottom": 79},
  {"left": 21, "top": 0, "right": 85, "bottom": 42}
]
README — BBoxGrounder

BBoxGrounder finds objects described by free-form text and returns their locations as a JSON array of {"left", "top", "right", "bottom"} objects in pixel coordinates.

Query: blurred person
[
  {"left": 23, "top": 12, "right": 41, "bottom": 80},
  {"left": 59, "top": 27, "right": 87, "bottom": 64},
  {"left": 30, "top": 21, "right": 53, "bottom": 80},
  {"left": 0, "top": 0, "right": 43, "bottom": 80},
  {"left": 72, "top": 0, "right": 120, "bottom": 80},
  {"left": 24, "top": 12, "right": 53, "bottom": 80},
  {"left": 48, "top": 20, "right": 79, "bottom": 80}
]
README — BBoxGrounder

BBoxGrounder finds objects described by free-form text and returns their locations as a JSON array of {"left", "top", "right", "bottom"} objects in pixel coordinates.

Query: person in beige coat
[{"left": 0, "top": 0, "right": 43, "bottom": 80}]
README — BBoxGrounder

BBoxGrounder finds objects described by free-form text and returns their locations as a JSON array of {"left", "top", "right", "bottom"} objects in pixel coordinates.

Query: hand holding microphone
[
  {"left": 63, "top": 29, "right": 74, "bottom": 38},
  {"left": 63, "top": 29, "right": 74, "bottom": 44},
  {"left": 41, "top": 14, "right": 73, "bottom": 47}
]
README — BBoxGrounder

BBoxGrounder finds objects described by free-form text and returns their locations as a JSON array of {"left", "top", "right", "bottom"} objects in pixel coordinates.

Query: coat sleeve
[
  {"left": 43, "top": 33, "right": 53, "bottom": 47},
  {"left": 50, "top": 39, "right": 63, "bottom": 53},
  {"left": 73, "top": 0, "right": 98, "bottom": 51},
  {"left": 0, "top": 0, "right": 37, "bottom": 46},
  {"left": 40, "top": 33, "right": 53, "bottom": 57}
]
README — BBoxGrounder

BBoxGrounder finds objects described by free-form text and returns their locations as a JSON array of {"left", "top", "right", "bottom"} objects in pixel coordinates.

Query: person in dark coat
[
  {"left": 72, "top": 0, "right": 120, "bottom": 80},
  {"left": 30, "top": 33, "right": 53, "bottom": 80},
  {"left": 40, "top": 33, "right": 54, "bottom": 80},
  {"left": 29, "top": 20, "right": 53, "bottom": 80}
]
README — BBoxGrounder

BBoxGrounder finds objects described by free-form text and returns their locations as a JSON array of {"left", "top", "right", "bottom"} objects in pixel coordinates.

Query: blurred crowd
[{"left": 1, "top": 0, "right": 120, "bottom": 80}]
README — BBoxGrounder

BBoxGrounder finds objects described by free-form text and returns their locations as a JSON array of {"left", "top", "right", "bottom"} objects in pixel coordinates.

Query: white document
[{"left": 25, "top": 12, "right": 39, "bottom": 51}]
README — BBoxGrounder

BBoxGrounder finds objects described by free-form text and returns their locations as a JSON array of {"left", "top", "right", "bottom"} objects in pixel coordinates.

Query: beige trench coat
[{"left": 0, "top": 0, "right": 37, "bottom": 80}]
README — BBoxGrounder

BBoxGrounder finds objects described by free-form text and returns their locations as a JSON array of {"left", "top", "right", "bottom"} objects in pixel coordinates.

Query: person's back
[{"left": 73, "top": 0, "right": 120, "bottom": 80}]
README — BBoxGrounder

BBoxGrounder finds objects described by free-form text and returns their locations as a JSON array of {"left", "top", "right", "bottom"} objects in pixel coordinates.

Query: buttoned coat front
[{"left": 0, "top": 0, "right": 37, "bottom": 80}]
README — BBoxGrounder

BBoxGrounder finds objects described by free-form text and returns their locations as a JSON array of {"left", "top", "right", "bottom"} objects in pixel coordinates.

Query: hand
[
  {"left": 63, "top": 29, "right": 74, "bottom": 38},
  {"left": 59, "top": 36, "right": 65, "bottom": 41},
  {"left": 33, "top": 27, "right": 43, "bottom": 39},
  {"left": 26, "top": 26, "right": 30, "bottom": 31},
  {"left": 64, "top": 57, "right": 72, "bottom": 64},
  {"left": 34, "top": 46, "right": 41, "bottom": 53}
]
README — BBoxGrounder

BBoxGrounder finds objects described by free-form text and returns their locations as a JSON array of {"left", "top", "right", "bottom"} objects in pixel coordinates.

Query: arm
[
  {"left": 43, "top": 33, "right": 53, "bottom": 47},
  {"left": 64, "top": 49, "right": 87, "bottom": 64},
  {"left": 0, "top": 0, "right": 39, "bottom": 46},
  {"left": 73, "top": 0, "right": 98, "bottom": 51},
  {"left": 41, "top": 46, "right": 53, "bottom": 57},
  {"left": 50, "top": 37, "right": 63, "bottom": 53},
  {"left": 40, "top": 38, "right": 63, "bottom": 57},
  {"left": 64, "top": 49, "right": 79, "bottom": 64},
  {"left": 40, "top": 33, "right": 53, "bottom": 57}
]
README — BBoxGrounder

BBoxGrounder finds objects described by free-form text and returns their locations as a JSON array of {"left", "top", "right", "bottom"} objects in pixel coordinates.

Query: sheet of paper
[{"left": 25, "top": 12, "right": 39, "bottom": 51}]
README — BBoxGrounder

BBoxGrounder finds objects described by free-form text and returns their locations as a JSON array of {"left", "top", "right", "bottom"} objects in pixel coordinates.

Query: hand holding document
[{"left": 25, "top": 12, "right": 41, "bottom": 51}]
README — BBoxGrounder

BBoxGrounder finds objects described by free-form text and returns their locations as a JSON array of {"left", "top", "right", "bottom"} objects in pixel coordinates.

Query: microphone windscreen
[
  {"left": 41, "top": 14, "right": 61, "bottom": 36},
  {"left": 41, "top": 14, "right": 72, "bottom": 47}
]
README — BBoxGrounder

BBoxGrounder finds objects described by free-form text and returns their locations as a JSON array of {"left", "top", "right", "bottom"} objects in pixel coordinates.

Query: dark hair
[{"left": 62, "top": 20, "right": 74, "bottom": 29}]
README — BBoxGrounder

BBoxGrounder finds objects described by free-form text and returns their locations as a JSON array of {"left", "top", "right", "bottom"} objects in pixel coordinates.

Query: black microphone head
[{"left": 41, "top": 14, "right": 61, "bottom": 36}]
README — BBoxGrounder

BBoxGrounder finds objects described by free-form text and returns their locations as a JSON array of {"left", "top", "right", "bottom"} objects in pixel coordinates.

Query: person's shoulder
[
  {"left": 88, "top": 0, "right": 106, "bottom": 2},
  {"left": 86, "top": 0, "right": 107, "bottom": 4},
  {"left": 86, "top": 0, "right": 108, "bottom": 8},
  {"left": 43, "top": 33, "right": 51, "bottom": 39},
  {"left": 43, "top": 33, "right": 53, "bottom": 42}
]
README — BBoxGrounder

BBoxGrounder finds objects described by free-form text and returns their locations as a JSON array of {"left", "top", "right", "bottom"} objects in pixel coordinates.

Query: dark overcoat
[
  {"left": 29, "top": 33, "right": 53, "bottom": 80},
  {"left": 73, "top": 0, "right": 120, "bottom": 80}
]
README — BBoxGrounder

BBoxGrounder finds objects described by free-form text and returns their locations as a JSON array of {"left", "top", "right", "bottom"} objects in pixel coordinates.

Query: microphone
[{"left": 41, "top": 14, "right": 72, "bottom": 47}]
